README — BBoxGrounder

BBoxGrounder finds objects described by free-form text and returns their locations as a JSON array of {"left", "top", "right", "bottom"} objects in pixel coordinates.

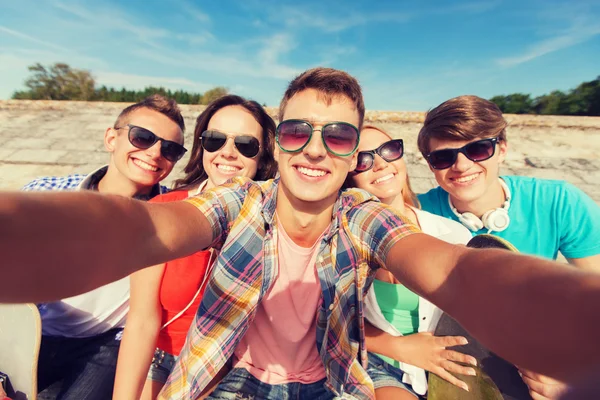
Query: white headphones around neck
[{"left": 449, "top": 179, "right": 511, "bottom": 233}]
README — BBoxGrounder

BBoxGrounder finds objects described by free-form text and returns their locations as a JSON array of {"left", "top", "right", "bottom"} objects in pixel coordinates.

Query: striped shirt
[{"left": 160, "top": 177, "right": 419, "bottom": 400}]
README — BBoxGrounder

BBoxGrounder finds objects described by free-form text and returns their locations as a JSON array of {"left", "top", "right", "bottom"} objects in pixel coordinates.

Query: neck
[
  {"left": 276, "top": 184, "right": 334, "bottom": 248},
  {"left": 98, "top": 165, "right": 152, "bottom": 198},
  {"left": 451, "top": 178, "right": 505, "bottom": 217}
]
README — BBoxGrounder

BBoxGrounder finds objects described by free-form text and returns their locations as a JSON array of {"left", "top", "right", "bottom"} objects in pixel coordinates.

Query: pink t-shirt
[{"left": 233, "top": 219, "right": 327, "bottom": 384}]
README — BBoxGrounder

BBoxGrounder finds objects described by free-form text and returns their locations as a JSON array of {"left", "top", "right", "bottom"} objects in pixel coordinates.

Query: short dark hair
[
  {"left": 114, "top": 94, "right": 185, "bottom": 132},
  {"left": 417, "top": 95, "right": 507, "bottom": 157},
  {"left": 174, "top": 95, "right": 278, "bottom": 189},
  {"left": 279, "top": 67, "right": 365, "bottom": 129}
]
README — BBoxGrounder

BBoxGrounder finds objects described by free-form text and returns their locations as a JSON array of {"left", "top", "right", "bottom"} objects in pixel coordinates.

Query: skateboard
[
  {"left": 0, "top": 303, "right": 42, "bottom": 400},
  {"left": 428, "top": 234, "right": 531, "bottom": 400}
]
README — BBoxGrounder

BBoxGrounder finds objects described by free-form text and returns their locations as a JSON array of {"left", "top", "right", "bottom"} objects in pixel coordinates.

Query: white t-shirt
[{"left": 39, "top": 277, "right": 130, "bottom": 337}]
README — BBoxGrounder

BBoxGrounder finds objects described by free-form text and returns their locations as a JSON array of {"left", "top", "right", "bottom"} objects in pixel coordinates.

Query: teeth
[
  {"left": 455, "top": 174, "right": 479, "bottom": 183},
  {"left": 374, "top": 174, "right": 394, "bottom": 184},
  {"left": 133, "top": 159, "right": 158, "bottom": 172},
  {"left": 297, "top": 166, "right": 326, "bottom": 177},
  {"left": 217, "top": 164, "right": 241, "bottom": 172}
]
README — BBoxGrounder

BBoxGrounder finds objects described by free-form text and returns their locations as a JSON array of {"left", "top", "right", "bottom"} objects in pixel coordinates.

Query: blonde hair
[{"left": 350, "top": 125, "right": 420, "bottom": 208}]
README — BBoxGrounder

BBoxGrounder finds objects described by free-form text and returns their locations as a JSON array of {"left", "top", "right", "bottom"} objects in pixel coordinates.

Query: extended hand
[
  {"left": 395, "top": 332, "right": 477, "bottom": 392},
  {"left": 519, "top": 368, "right": 568, "bottom": 399}
]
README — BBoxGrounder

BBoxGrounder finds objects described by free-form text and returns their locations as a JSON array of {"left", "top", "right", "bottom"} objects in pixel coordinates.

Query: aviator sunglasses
[
  {"left": 355, "top": 139, "right": 404, "bottom": 173},
  {"left": 426, "top": 137, "right": 500, "bottom": 170},
  {"left": 276, "top": 119, "right": 360, "bottom": 157},
  {"left": 201, "top": 130, "right": 261, "bottom": 158},
  {"left": 116, "top": 124, "right": 187, "bottom": 162}
]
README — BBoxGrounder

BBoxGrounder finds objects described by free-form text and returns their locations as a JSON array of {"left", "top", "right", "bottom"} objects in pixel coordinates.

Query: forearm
[
  {"left": 365, "top": 321, "right": 402, "bottom": 361},
  {"left": 113, "top": 318, "right": 161, "bottom": 400},
  {"left": 0, "top": 191, "right": 210, "bottom": 302},
  {"left": 387, "top": 235, "right": 600, "bottom": 380}
]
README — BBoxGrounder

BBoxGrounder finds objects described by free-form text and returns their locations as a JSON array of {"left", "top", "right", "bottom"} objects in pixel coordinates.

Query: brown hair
[
  {"left": 174, "top": 94, "right": 277, "bottom": 189},
  {"left": 417, "top": 95, "right": 508, "bottom": 157},
  {"left": 345, "top": 125, "right": 420, "bottom": 208},
  {"left": 114, "top": 94, "right": 185, "bottom": 132},
  {"left": 278, "top": 67, "right": 365, "bottom": 129}
]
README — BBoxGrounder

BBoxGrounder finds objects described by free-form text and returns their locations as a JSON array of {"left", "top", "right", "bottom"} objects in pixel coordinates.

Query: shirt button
[
  {"left": 329, "top": 304, "right": 334, "bottom": 311},
  {"left": 318, "top": 256, "right": 324, "bottom": 263}
]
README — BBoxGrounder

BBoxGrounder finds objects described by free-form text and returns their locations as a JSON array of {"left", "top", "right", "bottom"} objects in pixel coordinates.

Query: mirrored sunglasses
[
  {"left": 355, "top": 139, "right": 404, "bottom": 172},
  {"left": 276, "top": 119, "right": 359, "bottom": 157}
]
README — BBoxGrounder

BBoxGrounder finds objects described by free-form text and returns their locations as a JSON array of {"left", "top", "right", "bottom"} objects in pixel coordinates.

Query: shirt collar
[{"left": 77, "top": 165, "right": 163, "bottom": 200}]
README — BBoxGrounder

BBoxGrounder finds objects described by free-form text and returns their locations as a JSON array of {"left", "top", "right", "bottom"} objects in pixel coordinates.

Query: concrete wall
[{"left": 1, "top": 100, "right": 599, "bottom": 204}]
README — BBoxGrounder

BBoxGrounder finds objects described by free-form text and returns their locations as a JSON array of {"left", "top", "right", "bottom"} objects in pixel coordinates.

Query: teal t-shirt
[{"left": 418, "top": 176, "right": 600, "bottom": 260}]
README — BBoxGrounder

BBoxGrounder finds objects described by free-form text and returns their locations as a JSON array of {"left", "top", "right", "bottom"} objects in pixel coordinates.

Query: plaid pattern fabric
[
  {"left": 21, "top": 165, "right": 168, "bottom": 199},
  {"left": 160, "top": 177, "right": 419, "bottom": 400}
]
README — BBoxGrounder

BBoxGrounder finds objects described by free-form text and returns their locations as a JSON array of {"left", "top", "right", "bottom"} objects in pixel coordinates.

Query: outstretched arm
[
  {"left": 385, "top": 233, "right": 600, "bottom": 382},
  {"left": 0, "top": 191, "right": 212, "bottom": 303}
]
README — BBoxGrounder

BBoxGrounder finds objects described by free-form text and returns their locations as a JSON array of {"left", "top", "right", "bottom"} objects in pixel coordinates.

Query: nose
[
  {"left": 372, "top": 154, "right": 388, "bottom": 172},
  {"left": 452, "top": 152, "right": 474, "bottom": 172},
  {"left": 302, "top": 130, "right": 327, "bottom": 160},
  {"left": 145, "top": 141, "right": 162, "bottom": 160},
  {"left": 219, "top": 137, "right": 238, "bottom": 159}
]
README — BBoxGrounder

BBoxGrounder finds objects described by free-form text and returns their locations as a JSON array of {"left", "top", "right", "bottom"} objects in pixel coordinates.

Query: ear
[
  {"left": 274, "top": 143, "right": 280, "bottom": 162},
  {"left": 349, "top": 151, "right": 358, "bottom": 171},
  {"left": 104, "top": 127, "right": 117, "bottom": 153},
  {"left": 497, "top": 140, "right": 508, "bottom": 164}
]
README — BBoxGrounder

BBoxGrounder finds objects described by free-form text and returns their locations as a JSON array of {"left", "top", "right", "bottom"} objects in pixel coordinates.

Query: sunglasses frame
[
  {"left": 275, "top": 119, "right": 360, "bottom": 157},
  {"left": 354, "top": 139, "right": 404, "bottom": 173},
  {"left": 200, "top": 130, "right": 261, "bottom": 159},
  {"left": 426, "top": 137, "right": 500, "bottom": 170},
  {"left": 116, "top": 124, "right": 187, "bottom": 162}
]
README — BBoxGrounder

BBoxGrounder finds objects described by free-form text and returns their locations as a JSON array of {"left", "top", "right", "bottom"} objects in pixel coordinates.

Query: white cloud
[
  {"left": 0, "top": 26, "right": 70, "bottom": 52},
  {"left": 495, "top": 23, "right": 600, "bottom": 67}
]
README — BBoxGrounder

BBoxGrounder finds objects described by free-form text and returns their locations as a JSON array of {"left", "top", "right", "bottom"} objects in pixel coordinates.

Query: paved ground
[{"left": 1, "top": 100, "right": 600, "bottom": 205}]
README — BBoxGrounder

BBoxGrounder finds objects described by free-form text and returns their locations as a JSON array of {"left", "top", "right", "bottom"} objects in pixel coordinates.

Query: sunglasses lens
[
  {"left": 234, "top": 136, "right": 261, "bottom": 158},
  {"left": 160, "top": 141, "right": 186, "bottom": 162},
  {"left": 428, "top": 149, "right": 457, "bottom": 170},
  {"left": 322, "top": 124, "right": 359, "bottom": 155},
  {"left": 355, "top": 152, "right": 374, "bottom": 172},
  {"left": 465, "top": 139, "right": 495, "bottom": 161},
  {"left": 277, "top": 121, "right": 312, "bottom": 152},
  {"left": 201, "top": 131, "right": 227, "bottom": 153},
  {"left": 129, "top": 127, "right": 157, "bottom": 150},
  {"left": 380, "top": 140, "right": 404, "bottom": 162}
]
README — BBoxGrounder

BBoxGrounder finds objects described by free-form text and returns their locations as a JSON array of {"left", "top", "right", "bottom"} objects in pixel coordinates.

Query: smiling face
[
  {"left": 202, "top": 105, "right": 262, "bottom": 189},
  {"left": 105, "top": 107, "right": 183, "bottom": 189},
  {"left": 428, "top": 136, "right": 507, "bottom": 210},
  {"left": 275, "top": 88, "right": 359, "bottom": 208},
  {"left": 350, "top": 128, "right": 407, "bottom": 206}
]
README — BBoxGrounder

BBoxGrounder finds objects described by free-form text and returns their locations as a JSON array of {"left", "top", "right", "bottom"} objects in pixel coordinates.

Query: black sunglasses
[
  {"left": 355, "top": 139, "right": 404, "bottom": 173},
  {"left": 276, "top": 119, "right": 360, "bottom": 157},
  {"left": 201, "top": 130, "right": 261, "bottom": 159},
  {"left": 426, "top": 137, "right": 500, "bottom": 170},
  {"left": 116, "top": 124, "right": 187, "bottom": 162}
]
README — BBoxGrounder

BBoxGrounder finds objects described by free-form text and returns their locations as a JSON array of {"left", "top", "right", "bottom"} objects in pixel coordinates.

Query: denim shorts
[
  {"left": 206, "top": 367, "right": 334, "bottom": 400},
  {"left": 147, "top": 348, "right": 176, "bottom": 384},
  {"left": 367, "top": 352, "right": 419, "bottom": 398}
]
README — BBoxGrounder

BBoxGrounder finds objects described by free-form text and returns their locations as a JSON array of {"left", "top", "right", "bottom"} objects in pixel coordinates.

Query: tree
[
  {"left": 15, "top": 63, "right": 96, "bottom": 100},
  {"left": 201, "top": 86, "right": 228, "bottom": 104},
  {"left": 490, "top": 93, "right": 534, "bottom": 114}
]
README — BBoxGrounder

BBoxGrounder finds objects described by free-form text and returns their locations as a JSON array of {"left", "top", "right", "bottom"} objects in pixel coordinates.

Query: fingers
[
  {"left": 433, "top": 369, "right": 470, "bottom": 392},
  {"left": 519, "top": 368, "right": 562, "bottom": 385},
  {"left": 442, "top": 349, "right": 477, "bottom": 366},
  {"left": 437, "top": 335, "right": 468, "bottom": 348},
  {"left": 441, "top": 359, "right": 477, "bottom": 377}
]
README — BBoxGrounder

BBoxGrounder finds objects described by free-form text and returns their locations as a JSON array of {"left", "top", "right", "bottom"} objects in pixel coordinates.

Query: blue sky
[{"left": 1, "top": 0, "right": 599, "bottom": 111}]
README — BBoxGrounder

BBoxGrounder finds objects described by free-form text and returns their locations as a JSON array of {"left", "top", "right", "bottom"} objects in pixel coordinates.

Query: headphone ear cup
[
  {"left": 458, "top": 212, "right": 484, "bottom": 232},
  {"left": 482, "top": 208, "right": 510, "bottom": 232}
]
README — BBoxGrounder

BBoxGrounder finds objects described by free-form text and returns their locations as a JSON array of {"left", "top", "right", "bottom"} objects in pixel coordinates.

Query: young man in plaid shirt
[
  {"left": 22, "top": 95, "right": 186, "bottom": 400},
  {"left": 2, "top": 68, "right": 600, "bottom": 399}
]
